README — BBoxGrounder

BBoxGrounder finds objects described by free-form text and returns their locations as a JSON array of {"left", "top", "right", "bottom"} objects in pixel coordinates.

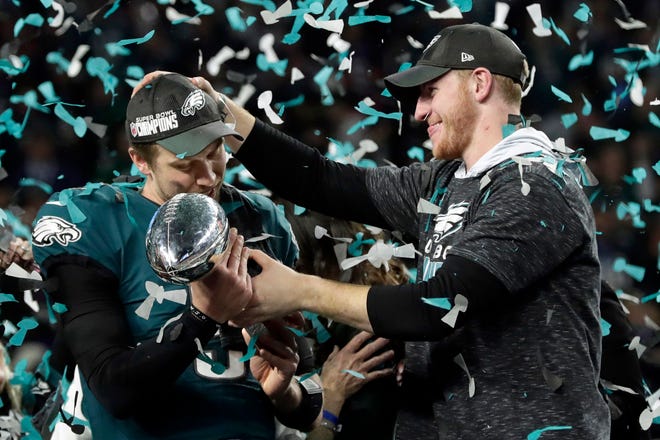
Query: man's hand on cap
[{"left": 131, "top": 70, "right": 174, "bottom": 97}]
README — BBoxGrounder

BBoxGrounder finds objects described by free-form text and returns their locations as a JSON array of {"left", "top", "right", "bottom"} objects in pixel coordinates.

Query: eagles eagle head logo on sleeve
[{"left": 32, "top": 216, "right": 82, "bottom": 247}]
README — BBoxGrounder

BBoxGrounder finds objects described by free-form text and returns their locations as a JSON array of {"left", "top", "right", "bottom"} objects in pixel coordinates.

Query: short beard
[{"left": 432, "top": 80, "right": 477, "bottom": 161}]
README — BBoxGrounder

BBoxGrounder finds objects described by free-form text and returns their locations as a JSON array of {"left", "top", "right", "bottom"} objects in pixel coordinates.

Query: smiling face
[
  {"left": 414, "top": 70, "right": 479, "bottom": 161},
  {"left": 131, "top": 139, "right": 227, "bottom": 205}
]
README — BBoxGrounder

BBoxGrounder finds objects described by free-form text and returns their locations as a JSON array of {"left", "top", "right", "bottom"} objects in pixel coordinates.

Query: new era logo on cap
[
  {"left": 125, "top": 73, "right": 242, "bottom": 157},
  {"left": 461, "top": 52, "right": 475, "bottom": 62}
]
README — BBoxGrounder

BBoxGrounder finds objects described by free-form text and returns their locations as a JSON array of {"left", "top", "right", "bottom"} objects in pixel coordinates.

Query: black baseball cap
[
  {"left": 385, "top": 23, "right": 528, "bottom": 112},
  {"left": 126, "top": 73, "right": 243, "bottom": 156}
]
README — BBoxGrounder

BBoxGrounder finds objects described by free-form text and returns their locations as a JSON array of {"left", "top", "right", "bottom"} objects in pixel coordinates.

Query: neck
[{"left": 462, "top": 104, "right": 520, "bottom": 171}]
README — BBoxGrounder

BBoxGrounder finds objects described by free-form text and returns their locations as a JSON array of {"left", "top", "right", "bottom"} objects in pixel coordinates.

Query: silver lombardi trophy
[{"left": 145, "top": 193, "right": 230, "bottom": 284}]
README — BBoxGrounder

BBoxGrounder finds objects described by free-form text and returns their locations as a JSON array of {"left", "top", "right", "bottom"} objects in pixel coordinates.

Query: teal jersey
[{"left": 32, "top": 182, "right": 298, "bottom": 440}]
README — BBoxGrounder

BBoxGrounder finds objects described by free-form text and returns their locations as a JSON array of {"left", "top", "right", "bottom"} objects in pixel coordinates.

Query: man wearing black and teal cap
[{"left": 32, "top": 73, "right": 321, "bottom": 439}]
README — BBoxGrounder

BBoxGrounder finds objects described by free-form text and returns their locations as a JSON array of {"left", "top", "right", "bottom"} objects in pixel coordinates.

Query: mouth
[{"left": 427, "top": 121, "right": 442, "bottom": 138}]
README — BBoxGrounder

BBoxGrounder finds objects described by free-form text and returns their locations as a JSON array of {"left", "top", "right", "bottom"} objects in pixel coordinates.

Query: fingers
[
  {"left": 361, "top": 349, "right": 395, "bottom": 373},
  {"left": 226, "top": 233, "right": 245, "bottom": 273},
  {"left": 131, "top": 71, "right": 173, "bottom": 97}
]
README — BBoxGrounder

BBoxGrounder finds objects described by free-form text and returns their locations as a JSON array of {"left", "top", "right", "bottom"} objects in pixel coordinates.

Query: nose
[
  {"left": 414, "top": 97, "right": 431, "bottom": 122},
  {"left": 194, "top": 161, "right": 217, "bottom": 187}
]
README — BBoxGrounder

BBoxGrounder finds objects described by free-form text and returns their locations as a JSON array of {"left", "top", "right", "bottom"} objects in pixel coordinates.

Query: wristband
[
  {"left": 322, "top": 409, "right": 339, "bottom": 425},
  {"left": 275, "top": 376, "right": 323, "bottom": 431},
  {"left": 320, "top": 409, "right": 341, "bottom": 433},
  {"left": 189, "top": 304, "right": 222, "bottom": 325}
]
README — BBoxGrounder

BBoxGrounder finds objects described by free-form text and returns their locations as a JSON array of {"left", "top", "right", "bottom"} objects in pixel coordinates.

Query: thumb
[{"left": 249, "top": 248, "right": 271, "bottom": 266}]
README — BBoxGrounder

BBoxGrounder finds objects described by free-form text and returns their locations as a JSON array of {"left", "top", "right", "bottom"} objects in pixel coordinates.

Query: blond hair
[{"left": 0, "top": 343, "right": 22, "bottom": 414}]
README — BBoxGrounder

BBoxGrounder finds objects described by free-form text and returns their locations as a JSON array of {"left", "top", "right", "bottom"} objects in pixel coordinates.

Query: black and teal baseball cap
[{"left": 126, "top": 73, "right": 242, "bottom": 156}]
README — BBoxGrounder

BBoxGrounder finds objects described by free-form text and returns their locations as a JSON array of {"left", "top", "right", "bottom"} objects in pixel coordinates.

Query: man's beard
[{"left": 432, "top": 83, "right": 478, "bottom": 161}]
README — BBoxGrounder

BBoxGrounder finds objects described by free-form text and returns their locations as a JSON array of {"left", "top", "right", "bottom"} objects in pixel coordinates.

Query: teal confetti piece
[
  {"left": 46, "top": 51, "right": 70, "bottom": 72},
  {"left": 608, "top": 75, "right": 617, "bottom": 87},
  {"left": 8, "top": 317, "right": 39, "bottom": 347},
  {"left": 59, "top": 190, "right": 87, "bottom": 223},
  {"left": 0, "top": 56, "right": 30, "bottom": 75},
  {"left": 105, "top": 30, "right": 155, "bottom": 56},
  {"left": 275, "top": 94, "right": 305, "bottom": 116},
  {"left": 589, "top": 126, "right": 629, "bottom": 142},
  {"left": 540, "top": 220, "right": 548, "bottom": 228},
  {"left": 255, "top": 54, "right": 288, "bottom": 77},
  {"left": 527, "top": 426, "right": 572, "bottom": 440},
  {"left": 581, "top": 94, "right": 592, "bottom": 116},
  {"left": 191, "top": 0, "right": 215, "bottom": 16},
  {"left": 348, "top": 14, "right": 391, "bottom": 25},
  {"left": 14, "top": 13, "right": 45, "bottom": 37},
  {"left": 603, "top": 91, "right": 618, "bottom": 112},
  {"left": 644, "top": 199, "right": 660, "bottom": 213},
  {"left": 613, "top": 257, "right": 645, "bottom": 282},
  {"left": 0, "top": 294, "right": 18, "bottom": 304},
  {"left": 502, "top": 123, "right": 516, "bottom": 138},
  {"left": 10, "top": 90, "right": 50, "bottom": 113},
  {"left": 19, "top": 177, "right": 53, "bottom": 194},
  {"left": 560, "top": 113, "right": 578, "bottom": 128},
  {"left": 649, "top": 112, "right": 660, "bottom": 128},
  {"left": 631, "top": 167, "right": 647, "bottom": 184},
  {"left": 54, "top": 103, "right": 87, "bottom": 137},
  {"left": 346, "top": 115, "right": 379, "bottom": 135},
  {"left": 103, "top": 0, "right": 121, "bottom": 18},
  {"left": 568, "top": 51, "right": 593, "bottom": 71},
  {"left": 550, "top": 85, "right": 572, "bottom": 103},
  {"left": 448, "top": 0, "right": 472, "bottom": 12},
  {"left": 600, "top": 318, "right": 611, "bottom": 337},
  {"left": 653, "top": 160, "right": 660, "bottom": 176},
  {"left": 544, "top": 17, "right": 570, "bottom": 45},
  {"left": 293, "top": 204, "right": 306, "bottom": 215},
  {"left": 226, "top": 7, "right": 249, "bottom": 32},
  {"left": 573, "top": 3, "right": 591, "bottom": 22},
  {"left": 52, "top": 302, "right": 68, "bottom": 313},
  {"left": 239, "top": 331, "right": 260, "bottom": 362},
  {"left": 314, "top": 65, "right": 335, "bottom": 106},
  {"left": 38, "top": 81, "right": 60, "bottom": 104},
  {"left": 640, "top": 290, "right": 660, "bottom": 304},
  {"left": 407, "top": 146, "right": 425, "bottom": 162},
  {"left": 342, "top": 369, "right": 366, "bottom": 379},
  {"left": 422, "top": 297, "right": 451, "bottom": 310},
  {"left": 354, "top": 101, "right": 402, "bottom": 121},
  {"left": 86, "top": 57, "right": 119, "bottom": 96}
]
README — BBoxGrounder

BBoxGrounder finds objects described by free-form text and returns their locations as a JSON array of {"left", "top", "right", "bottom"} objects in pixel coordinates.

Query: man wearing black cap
[
  {"left": 30, "top": 73, "right": 321, "bottom": 439},
  {"left": 141, "top": 22, "right": 608, "bottom": 439}
]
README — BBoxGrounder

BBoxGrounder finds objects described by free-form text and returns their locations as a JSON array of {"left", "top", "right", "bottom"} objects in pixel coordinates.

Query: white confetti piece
[
  {"left": 23, "top": 290, "right": 39, "bottom": 313},
  {"left": 650, "top": 98, "right": 659, "bottom": 106},
  {"left": 206, "top": 46, "right": 236, "bottom": 76},
  {"left": 48, "top": 0, "right": 65, "bottom": 28},
  {"left": 428, "top": 7, "right": 462, "bottom": 19},
  {"left": 441, "top": 294, "right": 468, "bottom": 328},
  {"left": 338, "top": 51, "right": 354, "bottom": 73},
  {"left": 614, "top": 17, "right": 647, "bottom": 30},
  {"left": 417, "top": 198, "right": 441, "bottom": 215},
  {"left": 259, "top": 33, "right": 280, "bottom": 63},
  {"left": 291, "top": 67, "right": 305, "bottom": 84},
  {"left": 135, "top": 281, "right": 187, "bottom": 320},
  {"left": 326, "top": 33, "right": 351, "bottom": 53},
  {"left": 245, "top": 233, "right": 280, "bottom": 243},
  {"left": 5, "top": 263, "right": 42, "bottom": 281},
  {"left": 491, "top": 2, "right": 510, "bottom": 30},
  {"left": 628, "top": 336, "right": 647, "bottom": 358},
  {"left": 454, "top": 353, "right": 476, "bottom": 397},
  {"left": 406, "top": 35, "right": 424, "bottom": 49},
  {"left": 305, "top": 15, "right": 345, "bottom": 34},
  {"left": 257, "top": 90, "right": 284, "bottom": 125},
  {"left": 233, "top": 83, "right": 256, "bottom": 108},
  {"left": 351, "top": 139, "right": 379, "bottom": 161},
  {"left": 629, "top": 76, "right": 644, "bottom": 107},
  {"left": 67, "top": 44, "right": 90, "bottom": 78},
  {"left": 261, "top": 0, "right": 293, "bottom": 25},
  {"left": 527, "top": 4, "right": 552, "bottom": 37},
  {"left": 165, "top": 7, "right": 202, "bottom": 25}
]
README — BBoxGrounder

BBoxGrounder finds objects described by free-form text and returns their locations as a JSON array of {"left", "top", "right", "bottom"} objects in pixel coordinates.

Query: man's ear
[
  {"left": 128, "top": 147, "right": 151, "bottom": 176},
  {"left": 472, "top": 67, "right": 494, "bottom": 102}
]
